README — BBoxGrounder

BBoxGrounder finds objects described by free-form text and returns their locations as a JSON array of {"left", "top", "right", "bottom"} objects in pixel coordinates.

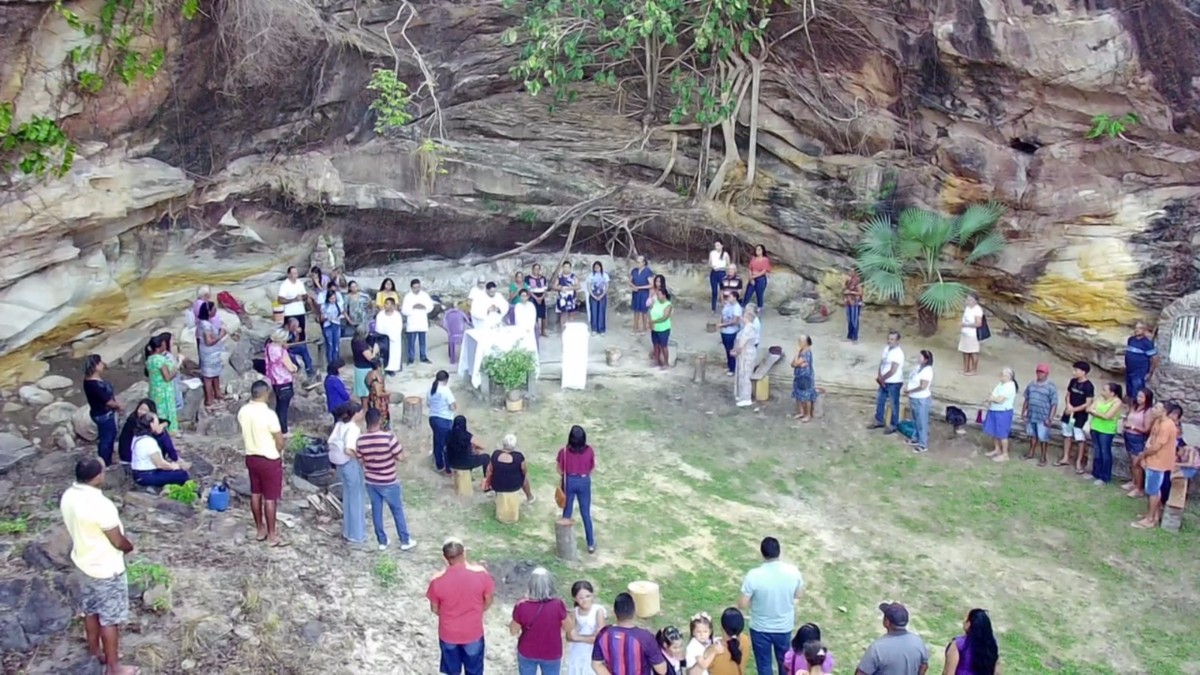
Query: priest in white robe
[{"left": 374, "top": 297, "right": 405, "bottom": 375}]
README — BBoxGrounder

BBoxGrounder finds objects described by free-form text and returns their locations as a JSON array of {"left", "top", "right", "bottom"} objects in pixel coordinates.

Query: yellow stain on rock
[
  {"left": 1027, "top": 237, "right": 1143, "bottom": 328},
  {"left": 939, "top": 176, "right": 990, "bottom": 212}
]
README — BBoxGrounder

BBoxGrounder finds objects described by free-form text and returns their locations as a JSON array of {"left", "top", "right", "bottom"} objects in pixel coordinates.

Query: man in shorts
[
  {"left": 238, "top": 380, "right": 285, "bottom": 546},
  {"left": 1057, "top": 361, "right": 1094, "bottom": 472},
  {"left": 60, "top": 457, "right": 137, "bottom": 675},
  {"left": 1133, "top": 402, "right": 1179, "bottom": 529},
  {"left": 1021, "top": 363, "right": 1058, "bottom": 465}
]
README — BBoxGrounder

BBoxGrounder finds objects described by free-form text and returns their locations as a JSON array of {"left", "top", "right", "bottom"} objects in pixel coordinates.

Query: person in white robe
[
  {"left": 374, "top": 297, "right": 405, "bottom": 375},
  {"left": 471, "top": 282, "right": 509, "bottom": 330},
  {"left": 513, "top": 288, "right": 539, "bottom": 350}
]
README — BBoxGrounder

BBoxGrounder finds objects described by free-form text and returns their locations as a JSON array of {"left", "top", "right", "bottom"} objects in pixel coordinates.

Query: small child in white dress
[
  {"left": 685, "top": 613, "right": 714, "bottom": 675},
  {"left": 565, "top": 580, "right": 607, "bottom": 675}
]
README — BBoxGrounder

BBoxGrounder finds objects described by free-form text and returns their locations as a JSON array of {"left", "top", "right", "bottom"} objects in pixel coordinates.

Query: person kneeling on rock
[{"left": 130, "top": 413, "right": 191, "bottom": 488}]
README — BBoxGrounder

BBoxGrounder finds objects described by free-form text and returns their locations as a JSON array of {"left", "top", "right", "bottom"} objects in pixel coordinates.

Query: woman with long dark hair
[
  {"left": 130, "top": 413, "right": 190, "bottom": 488},
  {"left": 197, "top": 301, "right": 228, "bottom": 409},
  {"left": 1122, "top": 388, "right": 1154, "bottom": 497},
  {"left": 446, "top": 415, "right": 490, "bottom": 476},
  {"left": 709, "top": 608, "right": 748, "bottom": 675},
  {"left": 649, "top": 285, "right": 674, "bottom": 370},
  {"left": 556, "top": 425, "right": 597, "bottom": 553},
  {"left": 376, "top": 277, "right": 401, "bottom": 309},
  {"left": 328, "top": 401, "right": 366, "bottom": 545},
  {"left": 943, "top": 608, "right": 1000, "bottom": 675},
  {"left": 427, "top": 370, "right": 457, "bottom": 474},
  {"left": 1087, "top": 382, "right": 1123, "bottom": 485},
  {"left": 83, "top": 354, "right": 122, "bottom": 466},
  {"left": 143, "top": 333, "right": 179, "bottom": 431}
]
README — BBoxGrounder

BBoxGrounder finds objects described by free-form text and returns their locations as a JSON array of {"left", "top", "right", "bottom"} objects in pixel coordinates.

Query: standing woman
[
  {"left": 745, "top": 244, "right": 771, "bottom": 311},
  {"left": 959, "top": 293, "right": 985, "bottom": 376},
  {"left": 83, "top": 355, "right": 122, "bottom": 466},
  {"left": 649, "top": 285, "right": 674, "bottom": 370},
  {"left": 790, "top": 335, "right": 816, "bottom": 422},
  {"left": 587, "top": 261, "right": 610, "bottom": 336},
  {"left": 1122, "top": 388, "right": 1154, "bottom": 497},
  {"left": 982, "top": 367, "right": 1018, "bottom": 462},
  {"left": 557, "top": 425, "right": 597, "bottom": 554},
  {"left": 843, "top": 269, "right": 863, "bottom": 343},
  {"left": 1087, "top": 383, "right": 1124, "bottom": 486},
  {"left": 731, "top": 306, "right": 760, "bottom": 408},
  {"left": 943, "top": 608, "right": 1000, "bottom": 675},
  {"left": 265, "top": 328, "right": 299, "bottom": 435},
  {"left": 509, "top": 567, "right": 570, "bottom": 675},
  {"left": 344, "top": 280, "right": 373, "bottom": 337},
  {"left": 376, "top": 277, "right": 401, "bottom": 309},
  {"left": 555, "top": 260, "right": 581, "bottom": 331},
  {"left": 565, "top": 581, "right": 606, "bottom": 675},
  {"left": 321, "top": 288, "right": 345, "bottom": 367},
  {"left": 350, "top": 325, "right": 379, "bottom": 407},
  {"left": 144, "top": 334, "right": 179, "bottom": 432},
  {"left": 507, "top": 269, "right": 526, "bottom": 325},
  {"left": 708, "top": 241, "right": 731, "bottom": 313},
  {"left": 905, "top": 350, "right": 935, "bottom": 453},
  {"left": 526, "top": 263, "right": 549, "bottom": 338},
  {"left": 629, "top": 255, "right": 654, "bottom": 335},
  {"left": 366, "top": 358, "right": 391, "bottom": 431},
  {"left": 719, "top": 291, "right": 744, "bottom": 376},
  {"left": 427, "top": 370, "right": 457, "bottom": 475},
  {"left": 197, "top": 301, "right": 228, "bottom": 410},
  {"left": 709, "top": 608, "right": 749, "bottom": 675},
  {"left": 328, "top": 401, "right": 366, "bottom": 546}
]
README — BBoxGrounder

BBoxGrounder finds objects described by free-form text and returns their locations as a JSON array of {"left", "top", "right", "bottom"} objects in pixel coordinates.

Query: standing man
[
  {"left": 869, "top": 331, "right": 905, "bottom": 434},
  {"left": 238, "top": 380, "right": 285, "bottom": 546},
  {"left": 855, "top": 603, "right": 929, "bottom": 675},
  {"left": 471, "top": 282, "right": 509, "bottom": 330},
  {"left": 467, "top": 275, "right": 489, "bottom": 308},
  {"left": 402, "top": 278, "right": 434, "bottom": 365},
  {"left": 1124, "top": 322, "right": 1158, "bottom": 401},
  {"left": 592, "top": 592, "right": 667, "bottom": 675},
  {"left": 358, "top": 408, "right": 417, "bottom": 551},
  {"left": 719, "top": 291, "right": 744, "bottom": 376},
  {"left": 1133, "top": 402, "right": 1178, "bottom": 529},
  {"left": 277, "top": 266, "right": 308, "bottom": 341},
  {"left": 738, "top": 536, "right": 805, "bottom": 675},
  {"left": 843, "top": 269, "right": 863, "bottom": 343},
  {"left": 61, "top": 457, "right": 137, "bottom": 675},
  {"left": 427, "top": 538, "right": 495, "bottom": 675},
  {"left": 1057, "top": 361, "right": 1094, "bottom": 472},
  {"left": 1021, "top": 363, "right": 1058, "bottom": 465}
]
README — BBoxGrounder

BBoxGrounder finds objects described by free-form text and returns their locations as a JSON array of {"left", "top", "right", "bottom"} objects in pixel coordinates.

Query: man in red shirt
[{"left": 427, "top": 538, "right": 495, "bottom": 674}]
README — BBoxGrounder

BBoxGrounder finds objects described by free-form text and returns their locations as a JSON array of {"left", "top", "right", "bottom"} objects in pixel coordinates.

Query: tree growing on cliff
[{"left": 854, "top": 202, "right": 1007, "bottom": 336}]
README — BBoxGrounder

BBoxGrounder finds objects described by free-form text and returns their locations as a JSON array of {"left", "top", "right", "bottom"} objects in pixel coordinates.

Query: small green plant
[
  {"left": 373, "top": 556, "right": 399, "bottom": 588},
  {"left": 127, "top": 559, "right": 172, "bottom": 589},
  {"left": 481, "top": 347, "right": 537, "bottom": 391},
  {"left": 163, "top": 480, "right": 200, "bottom": 505},
  {"left": 0, "top": 516, "right": 28, "bottom": 535},
  {"left": 0, "top": 104, "right": 76, "bottom": 178},
  {"left": 366, "top": 68, "right": 414, "bottom": 134},
  {"left": 149, "top": 594, "right": 172, "bottom": 613},
  {"left": 285, "top": 432, "right": 313, "bottom": 455},
  {"left": 516, "top": 209, "right": 537, "bottom": 224},
  {"left": 415, "top": 138, "right": 451, "bottom": 192},
  {"left": 1086, "top": 113, "right": 1139, "bottom": 141}
]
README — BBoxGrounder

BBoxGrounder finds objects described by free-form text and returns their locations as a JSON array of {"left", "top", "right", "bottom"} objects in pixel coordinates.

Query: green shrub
[
  {"left": 481, "top": 347, "right": 537, "bottom": 391},
  {"left": 0, "top": 516, "right": 28, "bottom": 535},
  {"left": 163, "top": 480, "right": 200, "bottom": 505},
  {"left": 127, "top": 559, "right": 172, "bottom": 589}
]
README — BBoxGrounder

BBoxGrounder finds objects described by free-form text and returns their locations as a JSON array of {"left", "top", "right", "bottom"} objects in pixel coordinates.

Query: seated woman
[
  {"left": 446, "top": 415, "right": 490, "bottom": 477},
  {"left": 130, "top": 413, "right": 191, "bottom": 488},
  {"left": 483, "top": 434, "right": 535, "bottom": 503},
  {"left": 119, "top": 399, "right": 182, "bottom": 465}
]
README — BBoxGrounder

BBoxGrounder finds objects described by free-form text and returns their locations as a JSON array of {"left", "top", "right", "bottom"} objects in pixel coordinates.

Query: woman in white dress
[
  {"left": 565, "top": 580, "right": 606, "bottom": 675},
  {"left": 374, "top": 297, "right": 405, "bottom": 376}
]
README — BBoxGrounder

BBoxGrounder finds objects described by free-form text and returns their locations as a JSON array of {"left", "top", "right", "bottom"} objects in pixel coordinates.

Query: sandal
[
  {"left": 1053, "top": 461, "right": 1070, "bottom": 467},
  {"left": 1037, "top": 459, "right": 1047, "bottom": 467}
]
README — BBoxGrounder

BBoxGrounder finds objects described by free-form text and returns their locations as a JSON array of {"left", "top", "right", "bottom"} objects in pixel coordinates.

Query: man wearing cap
[
  {"left": 1021, "top": 363, "right": 1058, "bottom": 466},
  {"left": 737, "top": 536, "right": 804, "bottom": 675},
  {"left": 855, "top": 603, "right": 929, "bottom": 675}
]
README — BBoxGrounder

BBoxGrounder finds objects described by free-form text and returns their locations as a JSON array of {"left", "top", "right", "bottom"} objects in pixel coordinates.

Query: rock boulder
[
  {"left": 34, "top": 402, "right": 78, "bottom": 426},
  {"left": 17, "top": 386, "right": 53, "bottom": 407},
  {"left": 0, "top": 433, "right": 35, "bottom": 475},
  {"left": 35, "top": 375, "right": 72, "bottom": 391}
]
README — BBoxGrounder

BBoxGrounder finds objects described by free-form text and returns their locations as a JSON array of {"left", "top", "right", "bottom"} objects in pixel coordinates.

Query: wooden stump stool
[
  {"left": 605, "top": 348, "right": 622, "bottom": 367},
  {"left": 495, "top": 491, "right": 522, "bottom": 524},
  {"left": 692, "top": 353, "right": 707, "bottom": 383},
  {"left": 555, "top": 517, "right": 578, "bottom": 561},
  {"left": 628, "top": 580, "right": 661, "bottom": 618},
  {"left": 452, "top": 470, "right": 473, "bottom": 497},
  {"left": 402, "top": 396, "right": 423, "bottom": 429}
]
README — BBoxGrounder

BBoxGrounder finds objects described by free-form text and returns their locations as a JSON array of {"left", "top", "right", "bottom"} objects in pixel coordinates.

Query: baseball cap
[
  {"left": 476, "top": 275, "right": 486, "bottom": 284},
  {"left": 1035, "top": 363, "right": 1050, "bottom": 374},
  {"left": 878, "top": 602, "right": 909, "bottom": 627}
]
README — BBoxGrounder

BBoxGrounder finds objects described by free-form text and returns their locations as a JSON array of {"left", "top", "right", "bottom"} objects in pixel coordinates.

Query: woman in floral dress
[
  {"left": 791, "top": 335, "right": 817, "bottom": 422},
  {"left": 365, "top": 359, "right": 391, "bottom": 430},
  {"left": 344, "top": 280, "right": 373, "bottom": 336},
  {"left": 143, "top": 333, "right": 179, "bottom": 432},
  {"left": 555, "top": 261, "right": 580, "bottom": 331}
]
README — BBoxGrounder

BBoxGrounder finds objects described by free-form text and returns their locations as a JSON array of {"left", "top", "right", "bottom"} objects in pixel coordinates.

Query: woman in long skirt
[{"left": 732, "top": 306, "right": 760, "bottom": 408}]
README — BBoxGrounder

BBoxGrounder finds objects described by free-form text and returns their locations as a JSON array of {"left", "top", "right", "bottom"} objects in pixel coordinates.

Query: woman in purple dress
[{"left": 943, "top": 608, "right": 1000, "bottom": 675}]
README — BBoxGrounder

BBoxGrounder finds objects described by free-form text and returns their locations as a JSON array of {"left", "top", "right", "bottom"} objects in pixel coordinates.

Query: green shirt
[
  {"left": 649, "top": 300, "right": 671, "bottom": 331},
  {"left": 1091, "top": 399, "right": 1119, "bottom": 434}
]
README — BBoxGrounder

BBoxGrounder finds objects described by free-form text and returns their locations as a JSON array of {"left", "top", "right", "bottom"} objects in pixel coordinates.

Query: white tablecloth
[
  {"left": 561, "top": 323, "right": 590, "bottom": 390},
  {"left": 458, "top": 326, "right": 540, "bottom": 388}
]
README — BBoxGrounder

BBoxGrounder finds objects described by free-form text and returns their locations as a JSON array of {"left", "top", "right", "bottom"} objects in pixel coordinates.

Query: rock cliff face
[{"left": 2, "top": 0, "right": 1199, "bottom": 378}]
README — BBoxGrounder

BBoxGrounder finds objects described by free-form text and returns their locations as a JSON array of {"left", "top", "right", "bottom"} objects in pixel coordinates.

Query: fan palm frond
[
  {"left": 856, "top": 216, "right": 897, "bottom": 257},
  {"left": 856, "top": 252, "right": 904, "bottom": 275},
  {"left": 899, "top": 208, "right": 954, "bottom": 256},
  {"left": 861, "top": 268, "right": 907, "bottom": 303},
  {"left": 917, "top": 280, "right": 970, "bottom": 316},
  {"left": 955, "top": 201, "right": 1005, "bottom": 242},
  {"left": 964, "top": 230, "right": 1008, "bottom": 264}
]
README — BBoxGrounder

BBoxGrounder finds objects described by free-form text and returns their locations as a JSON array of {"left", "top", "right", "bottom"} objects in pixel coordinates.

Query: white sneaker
[
  {"left": 378, "top": 543, "right": 389, "bottom": 552},
  {"left": 400, "top": 540, "right": 417, "bottom": 551},
  {"left": 736, "top": 400, "right": 753, "bottom": 408}
]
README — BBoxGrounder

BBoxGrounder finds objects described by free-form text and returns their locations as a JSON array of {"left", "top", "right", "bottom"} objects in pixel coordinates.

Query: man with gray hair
[
  {"left": 510, "top": 567, "right": 569, "bottom": 673},
  {"left": 427, "top": 538, "right": 495, "bottom": 675},
  {"left": 869, "top": 331, "right": 905, "bottom": 434}
]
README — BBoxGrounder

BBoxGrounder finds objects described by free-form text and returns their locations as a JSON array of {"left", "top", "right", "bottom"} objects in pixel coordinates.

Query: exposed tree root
[{"left": 480, "top": 186, "right": 621, "bottom": 263}]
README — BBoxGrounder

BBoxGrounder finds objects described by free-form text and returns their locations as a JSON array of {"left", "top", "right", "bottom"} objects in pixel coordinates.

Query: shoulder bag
[{"left": 976, "top": 314, "right": 992, "bottom": 341}]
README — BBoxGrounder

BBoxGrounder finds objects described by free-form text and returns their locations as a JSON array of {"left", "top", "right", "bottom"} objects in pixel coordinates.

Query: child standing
[
  {"left": 685, "top": 613, "right": 714, "bottom": 675},
  {"left": 565, "top": 581, "right": 606, "bottom": 675}
]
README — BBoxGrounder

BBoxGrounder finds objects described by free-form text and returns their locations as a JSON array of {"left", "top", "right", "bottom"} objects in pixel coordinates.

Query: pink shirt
[
  {"left": 749, "top": 255, "right": 772, "bottom": 277},
  {"left": 264, "top": 343, "right": 293, "bottom": 386}
]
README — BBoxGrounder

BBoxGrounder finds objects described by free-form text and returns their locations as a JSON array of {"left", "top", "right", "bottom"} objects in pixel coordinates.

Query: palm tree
[{"left": 854, "top": 202, "right": 1007, "bottom": 336}]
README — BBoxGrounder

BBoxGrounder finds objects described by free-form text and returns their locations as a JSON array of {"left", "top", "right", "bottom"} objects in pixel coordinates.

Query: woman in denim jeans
[
  {"left": 510, "top": 567, "right": 569, "bottom": 675},
  {"left": 904, "top": 350, "right": 934, "bottom": 453},
  {"left": 328, "top": 401, "right": 366, "bottom": 545},
  {"left": 428, "top": 370, "right": 458, "bottom": 475},
  {"left": 82, "top": 355, "right": 122, "bottom": 466},
  {"left": 556, "top": 425, "right": 597, "bottom": 554}
]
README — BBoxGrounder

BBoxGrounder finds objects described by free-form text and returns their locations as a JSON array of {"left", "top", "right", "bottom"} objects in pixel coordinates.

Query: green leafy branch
[
  {"left": 481, "top": 347, "right": 537, "bottom": 390},
  {"left": 1086, "top": 113, "right": 1140, "bottom": 143},
  {"left": 367, "top": 68, "right": 414, "bottom": 134},
  {"left": 0, "top": 103, "right": 76, "bottom": 179}
]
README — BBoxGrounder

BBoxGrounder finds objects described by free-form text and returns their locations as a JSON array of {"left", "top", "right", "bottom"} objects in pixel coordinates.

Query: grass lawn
[{"left": 408, "top": 380, "right": 1200, "bottom": 674}]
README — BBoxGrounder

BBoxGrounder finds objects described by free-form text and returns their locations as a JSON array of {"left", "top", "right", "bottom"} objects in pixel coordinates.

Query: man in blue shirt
[
  {"left": 1124, "top": 322, "right": 1158, "bottom": 402},
  {"left": 738, "top": 537, "right": 805, "bottom": 675}
]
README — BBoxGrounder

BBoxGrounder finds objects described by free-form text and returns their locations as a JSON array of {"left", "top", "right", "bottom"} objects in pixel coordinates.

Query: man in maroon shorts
[{"left": 237, "top": 380, "right": 285, "bottom": 546}]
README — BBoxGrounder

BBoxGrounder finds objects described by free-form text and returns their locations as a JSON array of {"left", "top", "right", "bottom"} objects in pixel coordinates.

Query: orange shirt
[
  {"left": 1145, "top": 417, "right": 1179, "bottom": 472},
  {"left": 710, "top": 634, "right": 750, "bottom": 675},
  {"left": 748, "top": 256, "right": 772, "bottom": 277}
]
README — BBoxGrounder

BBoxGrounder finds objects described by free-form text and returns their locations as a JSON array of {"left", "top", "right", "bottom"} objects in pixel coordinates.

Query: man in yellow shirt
[
  {"left": 238, "top": 380, "right": 286, "bottom": 545},
  {"left": 60, "top": 457, "right": 136, "bottom": 675}
]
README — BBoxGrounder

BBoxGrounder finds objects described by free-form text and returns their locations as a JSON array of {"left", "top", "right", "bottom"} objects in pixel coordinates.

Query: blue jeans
[
  {"left": 272, "top": 383, "right": 294, "bottom": 434},
  {"left": 709, "top": 269, "right": 726, "bottom": 311},
  {"left": 1126, "top": 370, "right": 1148, "bottom": 402},
  {"left": 721, "top": 332, "right": 737, "bottom": 372},
  {"left": 518, "top": 656, "right": 561, "bottom": 675},
  {"left": 439, "top": 637, "right": 485, "bottom": 675},
  {"left": 406, "top": 331, "right": 428, "bottom": 363},
  {"left": 744, "top": 276, "right": 767, "bottom": 309},
  {"left": 289, "top": 345, "right": 314, "bottom": 376},
  {"left": 336, "top": 460, "right": 366, "bottom": 544},
  {"left": 589, "top": 296, "right": 607, "bottom": 334},
  {"left": 1091, "top": 431, "right": 1114, "bottom": 483},
  {"left": 367, "top": 482, "right": 411, "bottom": 546},
  {"left": 430, "top": 416, "right": 453, "bottom": 472},
  {"left": 749, "top": 629, "right": 791, "bottom": 675},
  {"left": 323, "top": 323, "right": 341, "bottom": 366},
  {"left": 874, "top": 382, "right": 901, "bottom": 428},
  {"left": 910, "top": 396, "right": 931, "bottom": 449},
  {"left": 93, "top": 412, "right": 118, "bottom": 466},
  {"left": 846, "top": 304, "right": 861, "bottom": 341},
  {"left": 562, "top": 475, "right": 595, "bottom": 548},
  {"left": 132, "top": 468, "right": 190, "bottom": 487}
]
